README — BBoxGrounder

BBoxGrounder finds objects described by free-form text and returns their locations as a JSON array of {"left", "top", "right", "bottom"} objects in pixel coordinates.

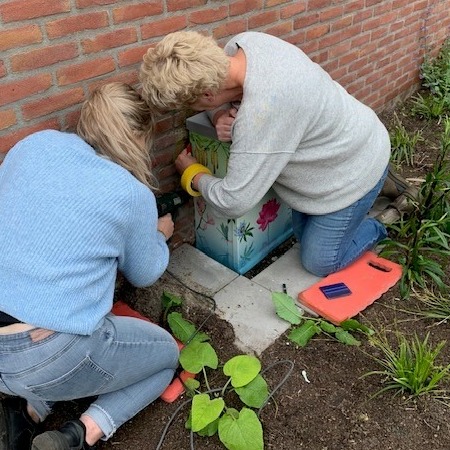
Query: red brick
[
  {"left": 230, "top": 0, "right": 262, "bottom": 16},
  {"left": 306, "top": 23, "right": 330, "bottom": 41},
  {"left": 141, "top": 16, "right": 187, "bottom": 39},
  {"left": 266, "top": 0, "right": 290, "bottom": 6},
  {"left": 82, "top": 28, "right": 137, "bottom": 54},
  {"left": 321, "top": 6, "right": 345, "bottom": 22},
  {"left": 46, "top": 11, "right": 109, "bottom": 39},
  {"left": 294, "top": 13, "right": 319, "bottom": 30},
  {"left": 11, "top": 43, "right": 78, "bottom": 73},
  {"left": 281, "top": 2, "right": 306, "bottom": 19},
  {"left": 167, "top": 0, "right": 207, "bottom": 12},
  {"left": 248, "top": 10, "right": 279, "bottom": 29},
  {"left": 0, "top": 61, "right": 6, "bottom": 78},
  {"left": 118, "top": 45, "right": 151, "bottom": 68},
  {"left": 76, "top": 0, "right": 116, "bottom": 7},
  {"left": 264, "top": 21, "right": 292, "bottom": 37},
  {"left": 213, "top": 19, "right": 247, "bottom": 40},
  {"left": 189, "top": 6, "right": 228, "bottom": 25},
  {"left": 0, "top": 109, "right": 17, "bottom": 131},
  {"left": 308, "top": 0, "right": 331, "bottom": 9},
  {"left": 0, "top": 119, "right": 60, "bottom": 155},
  {"left": 344, "top": 0, "right": 365, "bottom": 14},
  {"left": 0, "top": 0, "right": 69, "bottom": 22},
  {"left": 57, "top": 57, "right": 115, "bottom": 86},
  {"left": 113, "top": 2, "right": 163, "bottom": 23},
  {"left": 88, "top": 70, "right": 139, "bottom": 92},
  {"left": 22, "top": 88, "right": 84, "bottom": 120},
  {"left": 0, "top": 74, "right": 52, "bottom": 107},
  {"left": 64, "top": 109, "right": 81, "bottom": 133},
  {"left": 0, "top": 24, "right": 42, "bottom": 51}
]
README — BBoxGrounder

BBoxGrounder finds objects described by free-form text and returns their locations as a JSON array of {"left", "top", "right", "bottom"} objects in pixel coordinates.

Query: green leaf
[
  {"left": 235, "top": 374, "right": 269, "bottom": 408},
  {"left": 340, "top": 319, "right": 374, "bottom": 335},
  {"left": 271, "top": 292, "right": 304, "bottom": 324},
  {"left": 161, "top": 291, "right": 183, "bottom": 309},
  {"left": 218, "top": 407, "right": 264, "bottom": 450},
  {"left": 223, "top": 355, "right": 261, "bottom": 388},
  {"left": 179, "top": 341, "right": 218, "bottom": 373},
  {"left": 335, "top": 329, "right": 361, "bottom": 346},
  {"left": 288, "top": 320, "right": 321, "bottom": 347},
  {"left": 167, "top": 312, "right": 209, "bottom": 344},
  {"left": 319, "top": 320, "right": 338, "bottom": 333},
  {"left": 191, "top": 394, "right": 225, "bottom": 432},
  {"left": 197, "top": 418, "right": 219, "bottom": 437},
  {"left": 184, "top": 377, "right": 200, "bottom": 393}
]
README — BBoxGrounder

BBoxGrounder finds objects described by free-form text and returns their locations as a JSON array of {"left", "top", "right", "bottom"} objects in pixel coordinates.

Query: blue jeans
[
  {"left": 0, "top": 314, "right": 179, "bottom": 440},
  {"left": 292, "top": 166, "right": 388, "bottom": 277}
]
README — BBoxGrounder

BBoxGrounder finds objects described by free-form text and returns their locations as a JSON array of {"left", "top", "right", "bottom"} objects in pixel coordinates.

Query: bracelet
[{"left": 180, "top": 163, "right": 212, "bottom": 197}]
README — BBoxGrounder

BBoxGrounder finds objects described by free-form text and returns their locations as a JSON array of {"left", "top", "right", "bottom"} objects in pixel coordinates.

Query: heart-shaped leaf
[
  {"left": 223, "top": 355, "right": 260, "bottom": 388},
  {"left": 218, "top": 407, "right": 263, "bottom": 450},
  {"left": 235, "top": 374, "right": 269, "bottom": 408},
  {"left": 191, "top": 394, "right": 225, "bottom": 432},
  {"left": 180, "top": 340, "right": 218, "bottom": 373}
]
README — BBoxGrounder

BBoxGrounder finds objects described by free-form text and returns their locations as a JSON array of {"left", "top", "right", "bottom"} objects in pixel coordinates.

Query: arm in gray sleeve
[{"left": 198, "top": 150, "right": 290, "bottom": 218}]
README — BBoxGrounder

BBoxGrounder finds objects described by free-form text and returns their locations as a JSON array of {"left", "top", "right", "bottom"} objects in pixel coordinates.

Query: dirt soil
[{"left": 44, "top": 96, "right": 450, "bottom": 450}]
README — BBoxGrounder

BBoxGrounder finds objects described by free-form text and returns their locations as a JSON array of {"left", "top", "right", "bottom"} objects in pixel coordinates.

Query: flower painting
[{"left": 257, "top": 198, "right": 281, "bottom": 231}]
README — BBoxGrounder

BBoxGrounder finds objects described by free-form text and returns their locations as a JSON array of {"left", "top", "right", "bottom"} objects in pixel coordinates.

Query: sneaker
[
  {"left": 0, "top": 396, "right": 40, "bottom": 450},
  {"left": 379, "top": 164, "right": 411, "bottom": 199},
  {"left": 31, "top": 420, "right": 95, "bottom": 450}
]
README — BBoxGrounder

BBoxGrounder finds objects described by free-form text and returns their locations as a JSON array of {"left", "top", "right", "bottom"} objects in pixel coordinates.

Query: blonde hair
[
  {"left": 140, "top": 31, "right": 229, "bottom": 111},
  {"left": 77, "top": 82, "right": 157, "bottom": 190}
]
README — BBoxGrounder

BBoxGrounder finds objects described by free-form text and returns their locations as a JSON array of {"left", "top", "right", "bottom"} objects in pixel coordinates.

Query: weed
[
  {"left": 413, "top": 38, "right": 450, "bottom": 119},
  {"left": 410, "top": 288, "right": 450, "bottom": 324},
  {"left": 272, "top": 292, "right": 373, "bottom": 347},
  {"left": 364, "top": 331, "right": 450, "bottom": 399},
  {"left": 381, "top": 117, "right": 450, "bottom": 297},
  {"left": 389, "top": 113, "right": 423, "bottom": 167}
]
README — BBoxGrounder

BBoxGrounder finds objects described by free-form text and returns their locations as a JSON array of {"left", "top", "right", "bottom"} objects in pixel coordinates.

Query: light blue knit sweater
[{"left": 0, "top": 130, "right": 168, "bottom": 335}]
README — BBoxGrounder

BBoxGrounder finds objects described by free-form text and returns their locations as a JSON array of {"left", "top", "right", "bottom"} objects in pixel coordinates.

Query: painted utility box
[{"left": 186, "top": 112, "right": 292, "bottom": 274}]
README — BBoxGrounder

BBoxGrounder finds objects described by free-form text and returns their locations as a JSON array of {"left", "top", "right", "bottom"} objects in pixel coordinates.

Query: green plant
[
  {"left": 381, "top": 117, "right": 450, "bottom": 297},
  {"left": 166, "top": 311, "right": 269, "bottom": 450},
  {"left": 411, "top": 92, "right": 449, "bottom": 120},
  {"left": 364, "top": 331, "right": 450, "bottom": 399},
  {"left": 420, "top": 38, "right": 450, "bottom": 99},
  {"left": 272, "top": 292, "right": 373, "bottom": 347},
  {"left": 410, "top": 288, "right": 450, "bottom": 324},
  {"left": 389, "top": 113, "right": 423, "bottom": 167},
  {"left": 413, "top": 38, "right": 450, "bottom": 119}
]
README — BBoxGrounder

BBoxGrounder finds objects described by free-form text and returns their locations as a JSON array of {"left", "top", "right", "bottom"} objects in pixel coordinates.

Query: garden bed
[{"left": 38, "top": 95, "right": 450, "bottom": 450}]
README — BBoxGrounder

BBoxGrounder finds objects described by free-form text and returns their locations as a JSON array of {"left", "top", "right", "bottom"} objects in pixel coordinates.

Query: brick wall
[{"left": 1, "top": 0, "right": 449, "bottom": 245}]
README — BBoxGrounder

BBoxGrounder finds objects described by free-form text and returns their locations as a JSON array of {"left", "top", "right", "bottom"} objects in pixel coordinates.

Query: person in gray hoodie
[{"left": 140, "top": 31, "right": 412, "bottom": 277}]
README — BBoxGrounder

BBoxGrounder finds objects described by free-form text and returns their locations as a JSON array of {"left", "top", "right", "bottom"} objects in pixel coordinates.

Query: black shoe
[
  {"left": 31, "top": 420, "right": 95, "bottom": 450},
  {"left": 0, "top": 396, "right": 40, "bottom": 450},
  {"left": 379, "top": 164, "right": 411, "bottom": 199}
]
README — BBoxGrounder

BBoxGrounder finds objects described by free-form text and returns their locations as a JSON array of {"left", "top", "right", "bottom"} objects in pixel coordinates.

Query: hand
[
  {"left": 175, "top": 148, "right": 198, "bottom": 175},
  {"left": 157, "top": 213, "right": 174, "bottom": 240},
  {"left": 214, "top": 107, "right": 237, "bottom": 142}
]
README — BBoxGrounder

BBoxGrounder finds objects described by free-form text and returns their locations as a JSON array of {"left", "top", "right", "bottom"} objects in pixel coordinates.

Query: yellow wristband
[{"left": 180, "top": 163, "right": 212, "bottom": 197}]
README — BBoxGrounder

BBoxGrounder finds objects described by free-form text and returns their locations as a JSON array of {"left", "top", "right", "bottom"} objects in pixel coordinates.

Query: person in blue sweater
[{"left": 0, "top": 83, "right": 179, "bottom": 450}]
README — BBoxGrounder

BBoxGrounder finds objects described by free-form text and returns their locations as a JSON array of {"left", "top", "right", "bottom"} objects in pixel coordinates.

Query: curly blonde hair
[
  {"left": 77, "top": 82, "right": 158, "bottom": 190},
  {"left": 139, "top": 31, "right": 229, "bottom": 112}
]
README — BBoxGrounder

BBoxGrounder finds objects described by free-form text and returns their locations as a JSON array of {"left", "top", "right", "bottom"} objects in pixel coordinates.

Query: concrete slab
[
  {"left": 252, "top": 243, "right": 320, "bottom": 298},
  {"left": 212, "top": 276, "right": 291, "bottom": 355},
  {"left": 167, "top": 244, "right": 238, "bottom": 297}
]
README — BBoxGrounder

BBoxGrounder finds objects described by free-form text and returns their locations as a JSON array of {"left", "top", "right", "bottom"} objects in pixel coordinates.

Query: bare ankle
[
  {"left": 26, "top": 403, "right": 40, "bottom": 424},
  {"left": 80, "top": 414, "right": 104, "bottom": 446}
]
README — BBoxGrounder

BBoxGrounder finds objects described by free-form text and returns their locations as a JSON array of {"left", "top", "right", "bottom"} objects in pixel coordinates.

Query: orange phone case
[
  {"left": 111, "top": 301, "right": 195, "bottom": 403},
  {"left": 298, "top": 252, "right": 402, "bottom": 324}
]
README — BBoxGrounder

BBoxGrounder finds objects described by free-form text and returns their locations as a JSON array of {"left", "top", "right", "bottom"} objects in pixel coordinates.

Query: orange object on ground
[
  {"left": 298, "top": 251, "right": 402, "bottom": 324},
  {"left": 111, "top": 300, "right": 195, "bottom": 403}
]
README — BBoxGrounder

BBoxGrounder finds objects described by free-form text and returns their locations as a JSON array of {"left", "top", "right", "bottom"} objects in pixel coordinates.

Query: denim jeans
[
  {"left": 292, "top": 166, "right": 389, "bottom": 277},
  {"left": 0, "top": 314, "right": 179, "bottom": 440}
]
